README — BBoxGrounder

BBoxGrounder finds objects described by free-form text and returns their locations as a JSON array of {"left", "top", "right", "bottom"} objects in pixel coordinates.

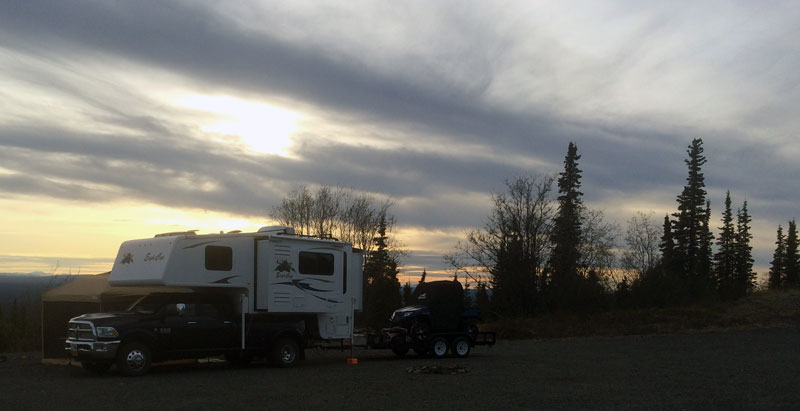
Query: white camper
[{"left": 109, "top": 226, "right": 363, "bottom": 340}]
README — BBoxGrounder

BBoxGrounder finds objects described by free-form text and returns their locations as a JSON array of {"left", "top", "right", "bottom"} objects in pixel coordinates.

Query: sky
[{"left": 1, "top": 1, "right": 799, "bottom": 284}]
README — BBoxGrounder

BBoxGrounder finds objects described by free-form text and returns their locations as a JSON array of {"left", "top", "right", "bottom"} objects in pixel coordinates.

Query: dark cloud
[{"left": 1, "top": 1, "right": 799, "bottom": 275}]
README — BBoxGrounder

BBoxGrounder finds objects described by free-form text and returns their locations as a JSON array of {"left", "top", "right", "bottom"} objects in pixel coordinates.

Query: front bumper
[{"left": 65, "top": 339, "right": 121, "bottom": 361}]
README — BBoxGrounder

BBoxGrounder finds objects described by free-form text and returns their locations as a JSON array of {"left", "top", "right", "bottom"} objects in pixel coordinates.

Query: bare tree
[
  {"left": 450, "top": 175, "right": 556, "bottom": 316},
  {"left": 578, "top": 208, "right": 619, "bottom": 281},
  {"left": 620, "top": 211, "right": 661, "bottom": 280},
  {"left": 271, "top": 185, "right": 402, "bottom": 262}
]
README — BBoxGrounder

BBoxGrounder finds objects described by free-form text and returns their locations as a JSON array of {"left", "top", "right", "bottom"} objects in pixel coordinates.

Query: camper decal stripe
[
  {"left": 273, "top": 279, "right": 340, "bottom": 303},
  {"left": 211, "top": 275, "right": 239, "bottom": 284},
  {"left": 183, "top": 240, "right": 219, "bottom": 249}
]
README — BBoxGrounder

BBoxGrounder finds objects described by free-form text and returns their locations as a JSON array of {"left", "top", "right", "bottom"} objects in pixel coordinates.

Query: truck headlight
[{"left": 96, "top": 326, "right": 119, "bottom": 338}]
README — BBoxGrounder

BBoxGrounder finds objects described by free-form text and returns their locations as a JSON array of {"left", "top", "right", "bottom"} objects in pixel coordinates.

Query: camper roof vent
[
  {"left": 258, "top": 226, "right": 296, "bottom": 235},
  {"left": 154, "top": 230, "right": 198, "bottom": 238}
]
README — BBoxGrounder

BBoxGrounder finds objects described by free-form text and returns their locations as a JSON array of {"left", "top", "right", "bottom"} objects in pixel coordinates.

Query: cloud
[{"left": 1, "top": 1, "right": 799, "bottom": 275}]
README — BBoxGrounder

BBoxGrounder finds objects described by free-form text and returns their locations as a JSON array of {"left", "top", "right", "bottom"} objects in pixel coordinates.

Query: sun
[{"left": 178, "top": 95, "right": 299, "bottom": 156}]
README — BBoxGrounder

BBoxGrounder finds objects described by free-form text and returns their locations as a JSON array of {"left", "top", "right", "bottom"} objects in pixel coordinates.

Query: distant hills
[{"left": 0, "top": 274, "right": 82, "bottom": 306}]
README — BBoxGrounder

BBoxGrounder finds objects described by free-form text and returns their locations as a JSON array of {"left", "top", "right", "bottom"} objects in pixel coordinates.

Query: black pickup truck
[{"left": 65, "top": 292, "right": 306, "bottom": 376}]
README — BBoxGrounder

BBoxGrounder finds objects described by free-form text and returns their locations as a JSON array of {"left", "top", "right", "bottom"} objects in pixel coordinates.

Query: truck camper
[{"left": 66, "top": 226, "right": 362, "bottom": 375}]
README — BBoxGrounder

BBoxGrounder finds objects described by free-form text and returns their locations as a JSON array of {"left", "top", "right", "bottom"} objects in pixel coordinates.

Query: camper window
[
  {"left": 299, "top": 251, "right": 334, "bottom": 276},
  {"left": 205, "top": 245, "right": 233, "bottom": 271}
]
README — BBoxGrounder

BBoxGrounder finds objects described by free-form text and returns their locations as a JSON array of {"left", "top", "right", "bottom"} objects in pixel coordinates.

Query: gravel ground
[{"left": 1, "top": 327, "right": 798, "bottom": 410}]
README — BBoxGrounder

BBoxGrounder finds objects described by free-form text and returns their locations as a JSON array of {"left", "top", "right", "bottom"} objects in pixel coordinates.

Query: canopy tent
[{"left": 41, "top": 272, "right": 192, "bottom": 360}]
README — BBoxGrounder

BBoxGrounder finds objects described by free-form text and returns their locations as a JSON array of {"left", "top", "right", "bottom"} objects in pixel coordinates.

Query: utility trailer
[
  {"left": 65, "top": 227, "right": 493, "bottom": 376},
  {"left": 372, "top": 280, "right": 495, "bottom": 358}
]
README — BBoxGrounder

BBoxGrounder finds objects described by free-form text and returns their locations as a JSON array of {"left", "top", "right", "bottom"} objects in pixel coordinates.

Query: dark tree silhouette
[
  {"left": 672, "top": 138, "right": 714, "bottom": 301},
  {"left": 474, "top": 281, "right": 491, "bottom": 318},
  {"left": 734, "top": 201, "right": 755, "bottom": 296},
  {"left": 401, "top": 281, "right": 412, "bottom": 306},
  {"left": 362, "top": 212, "right": 402, "bottom": 329},
  {"left": 547, "top": 142, "right": 584, "bottom": 310},
  {"left": 768, "top": 225, "right": 786, "bottom": 289},
  {"left": 785, "top": 220, "right": 799, "bottom": 287},
  {"left": 660, "top": 214, "right": 677, "bottom": 262},
  {"left": 714, "top": 191, "right": 736, "bottom": 299}
]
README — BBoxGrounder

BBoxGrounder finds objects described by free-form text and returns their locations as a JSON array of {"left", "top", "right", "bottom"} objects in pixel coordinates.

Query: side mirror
[{"left": 176, "top": 303, "right": 186, "bottom": 316}]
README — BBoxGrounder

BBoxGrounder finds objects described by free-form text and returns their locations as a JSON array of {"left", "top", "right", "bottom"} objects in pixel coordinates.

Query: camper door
[{"left": 256, "top": 239, "right": 345, "bottom": 313}]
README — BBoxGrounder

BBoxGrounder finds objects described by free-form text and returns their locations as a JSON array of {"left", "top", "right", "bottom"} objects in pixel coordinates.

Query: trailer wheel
[
  {"left": 430, "top": 337, "right": 449, "bottom": 358},
  {"left": 271, "top": 336, "right": 300, "bottom": 368},
  {"left": 390, "top": 335, "right": 408, "bottom": 357},
  {"left": 116, "top": 341, "right": 152, "bottom": 377},
  {"left": 451, "top": 336, "right": 471, "bottom": 358}
]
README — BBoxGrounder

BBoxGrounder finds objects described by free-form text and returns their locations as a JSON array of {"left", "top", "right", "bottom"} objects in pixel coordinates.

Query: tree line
[
  {"left": 768, "top": 219, "right": 800, "bottom": 289},
  {"left": 449, "top": 138, "right": 794, "bottom": 317}
]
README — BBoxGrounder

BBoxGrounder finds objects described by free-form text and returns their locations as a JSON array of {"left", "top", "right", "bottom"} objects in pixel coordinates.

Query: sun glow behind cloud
[{"left": 177, "top": 95, "right": 300, "bottom": 156}]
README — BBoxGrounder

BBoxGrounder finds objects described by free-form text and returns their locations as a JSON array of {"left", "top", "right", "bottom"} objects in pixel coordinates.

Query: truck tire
[
  {"left": 410, "top": 319, "right": 430, "bottom": 342},
  {"left": 271, "top": 336, "right": 300, "bottom": 368},
  {"left": 465, "top": 323, "right": 479, "bottom": 342},
  {"left": 451, "top": 336, "right": 471, "bottom": 358},
  {"left": 81, "top": 361, "right": 112, "bottom": 374},
  {"left": 116, "top": 341, "right": 152, "bottom": 377},
  {"left": 430, "top": 337, "right": 448, "bottom": 358}
]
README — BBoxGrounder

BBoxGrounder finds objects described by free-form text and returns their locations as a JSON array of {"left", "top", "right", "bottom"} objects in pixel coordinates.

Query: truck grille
[{"left": 67, "top": 322, "right": 95, "bottom": 341}]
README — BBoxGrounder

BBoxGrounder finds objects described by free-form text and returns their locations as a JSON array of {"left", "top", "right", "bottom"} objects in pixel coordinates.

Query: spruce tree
[
  {"left": 714, "top": 191, "right": 736, "bottom": 299},
  {"left": 734, "top": 201, "right": 755, "bottom": 296},
  {"left": 660, "top": 214, "right": 676, "bottom": 262},
  {"left": 699, "top": 200, "right": 714, "bottom": 293},
  {"left": 475, "top": 281, "right": 491, "bottom": 317},
  {"left": 362, "top": 212, "right": 402, "bottom": 329},
  {"left": 785, "top": 220, "right": 799, "bottom": 287},
  {"left": 547, "top": 142, "right": 584, "bottom": 310},
  {"left": 768, "top": 225, "right": 786, "bottom": 289},
  {"left": 463, "top": 280, "right": 473, "bottom": 308},
  {"left": 672, "top": 138, "right": 712, "bottom": 300},
  {"left": 402, "top": 281, "right": 412, "bottom": 306}
]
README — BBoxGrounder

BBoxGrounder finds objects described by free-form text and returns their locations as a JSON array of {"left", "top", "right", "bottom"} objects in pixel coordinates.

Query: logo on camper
[
  {"left": 144, "top": 252, "right": 165, "bottom": 262},
  {"left": 275, "top": 259, "right": 295, "bottom": 278},
  {"left": 120, "top": 253, "right": 134, "bottom": 264}
]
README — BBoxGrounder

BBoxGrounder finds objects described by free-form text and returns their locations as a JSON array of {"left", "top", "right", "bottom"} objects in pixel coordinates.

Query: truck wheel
[
  {"left": 390, "top": 335, "right": 408, "bottom": 357},
  {"left": 116, "top": 342, "right": 152, "bottom": 377},
  {"left": 465, "top": 323, "right": 479, "bottom": 342},
  {"left": 451, "top": 336, "right": 471, "bottom": 358},
  {"left": 430, "top": 337, "right": 448, "bottom": 358},
  {"left": 271, "top": 337, "right": 300, "bottom": 368},
  {"left": 410, "top": 319, "right": 430, "bottom": 342},
  {"left": 81, "top": 361, "right": 111, "bottom": 374}
]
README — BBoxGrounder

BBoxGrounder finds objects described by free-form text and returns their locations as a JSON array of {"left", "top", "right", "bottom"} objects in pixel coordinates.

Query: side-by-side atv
[{"left": 383, "top": 280, "right": 495, "bottom": 358}]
